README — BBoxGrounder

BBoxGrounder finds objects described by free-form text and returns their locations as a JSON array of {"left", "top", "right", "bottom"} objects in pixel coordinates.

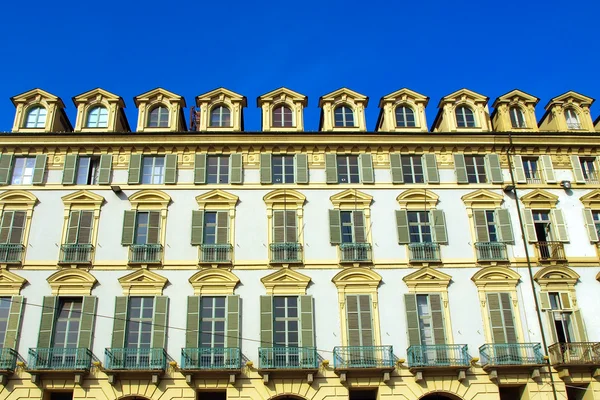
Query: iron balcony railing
[
  {"left": 584, "top": 172, "right": 599, "bottom": 184},
  {"left": 199, "top": 244, "right": 232, "bottom": 263},
  {"left": 333, "top": 346, "right": 394, "bottom": 369},
  {"left": 526, "top": 176, "right": 542, "bottom": 184},
  {"left": 58, "top": 244, "right": 94, "bottom": 264},
  {"left": 128, "top": 244, "right": 163, "bottom": 264},
  {"left": 407, "top": 344, "right": 470, "bottom": 368},
  {"left": 548, "top": 342, "right": 600, "bottom": 366},
  {"left": 259, "top": 347, "right": 318, "bottom": 369},
  {"left": 479, "top": 343, "right": 544, "bottom": 367},
  {"left": 534, "top": 241, "right": 566, "bottom": 262},
  {"left": 28, "top": 347, "right": 92, "bottom": 370},
  {"left": 408, "top": 242, "right": 441, "bottom": 262},
  {"left": 0, "top": 348, "right": 17, "bottom": 370},
  {"left": 475, "top": 242, "right": 508, "bottom": 262},
  {"left": 0, "top": 243, "right": 25, "bottom": 264},
  {"left": 567, "top": 122, "right": 583, "bottom": 130},
  {"left": 339, "top": 243, "right": 372, "bottom": 263},
  {"left": 269, "top": 242, "right": 303, "bottom": 263},
  {"left": 181, "top": 347, "right": 241, "bottom": 370},
  {"left": 104, "top": 348, "right": 167, "bottom": 370}
]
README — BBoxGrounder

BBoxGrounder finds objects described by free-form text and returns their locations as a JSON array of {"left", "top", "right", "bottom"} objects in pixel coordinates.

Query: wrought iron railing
[
  {"left": 475, "top": 242, "right": 508, "bottom": 261},
  {"left": 259, "top": 347, "right": 318, "bottom": 369},
  {"left": 28, "top": 347, "right": 92, "bottom": 370},
  {"left": 339, "top": 243, "right": 372, "bottom": 263},
  {"left": 407, "top": 344, "right": 470, "bottom": 368},
  {"left": 548, "top": 342, "right": 600, "bottom": 366},
  {"left": 0, "top": 244, "right": 25, "bottom": 264},
  {"left": 59, "top": 244, "right": 94, "bottom": 264},
  {"left": 567, "top": 122, "right": 582, "bottom": 130},
  {"left": 479, "top": 343, "right": 544, "bottom": 367},
  {"left": 408, "top": 242, "right": 441, "bottom": 262},
  {"left": 534, "top": 241, "right": 566, "bottom": 262},
  {"left": 270, "top": 242, "right": 303, "bottom": 263},
  {"left": 181, "top": 347, "right": 240, "bottom": 370},
  {"left": 526, "top": 177, "right": 542, "bottom": 184},
  {"left": 584, "top": 172, "right": 599, "bottom": 184},
  {"left": 128, "top": 244, "right": 163, "bottom": 264},
  {"left": 333, "top": 346, "right": 394, "bottom": 369},
  {"left": 199, "top": 244, "right": 232, "bottom": 263},
  {"left": 0, "top": 348, "right": 17, "bottom": 370},
  {"left": 104, "top": 347, "right": 167, "bottom": 370}
]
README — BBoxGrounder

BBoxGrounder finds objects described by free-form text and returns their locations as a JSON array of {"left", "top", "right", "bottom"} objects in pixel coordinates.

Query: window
[
  {"left": 272, "top": 155, "right": 294, "bottom": 184},
  {"left": 11, "top": 157, "right": 36, "bottom": 185},
  {"left": 86, "top": 106, "right": 108, "bottom": 128},
  {"left": 273, "top": 105, "right": 293, "bottom": 127},
  {"left": 548, "top": 292, "right": 574, "bottom": 343},
  {"left": 340, "top": 211, "right": 364, "bottom": 244},
  {"left": 523, "top": 157, "right": 540, "bottom": 183},
  {"left": 465, "top": 155, "right": 487, "bottom": 183},
  {"left": 579, "top": 157, "right": 597, "bottom": 183},
  {"left": 147, "top": 106, "right": 169, "bottom": 128},
  {"left": 486, "top": 292, "right": 517, "bottom": 343},
  {"left": 53, "top": 299, "right": 82, "bottom": 348},
  {"left": 337, "top": 155, "right": 360, "bottom": 183},
  {"left": 564, "top": 108, "right": 581, "bottom": 130},
  {"left": 334, "top": 106, "right": 355, "bottom": 127},
  {"left": 405, "top": 293, "right": 447, "bottom": 348},
  {"left": 210, "top": 106, "right": 231, "bottom": 128},
  {"left": 200, "top": 296, "right": 225, "bottom": 348},
  {"left": 592, "top": 211, "right": 600, "bottom": 238},
  {"left": 479, "top": 210, "right": 499, "bottom": 242},
  {"left": 25, "top": 106, "right": 47, "bottom": 128},
  {"left": 206, "top": 155, "right": 229, "bottom": 184},
  {"left": 401, "top": 155, "right": 424, "bottom": 183},
  {"left": 126, "top": 297, "right": 154, "bottom": 348},
  {"left": 395, "top": 106, "right": 416, "bottom": 127},
  {"left": 407, "top": 211, "right": 432, "bottom": 243},
  {"left": 142, "top": 156, "right": 165, "bottom": 184},
  {"left": 345, "top": 294, "right": 373, "bottom": 347},
  {"left": 0, "top": 298, "right": 11, "bottom": 347},
  {"left": 272, "top": 210, "right": 297, "bottom": 244},
  {"left": 455, "top": 106, "right": 476, "bottom": 128},
  {"left": 273, "top": 296, "right": 299, "bottom": 347},
  {"left": 134, "top": 211, "right": 161, "bottom": 245},
  {"left": 202, "top": 211, "right": 228, "bottom": 245},
  {"left": 509, "top": 107, "right": 526, "bottom": 129},
  {"left": 532, "top": 211, "right": 553, "bottom": 242},
  {"left": 76, "top": 156, "right": 100, "bottom": 185},
  {"left": 0, "top": 211, "right": 26, "bottom": 245},
  {"left": 65, "top": 210, "right": 93, "bottom": 245}
]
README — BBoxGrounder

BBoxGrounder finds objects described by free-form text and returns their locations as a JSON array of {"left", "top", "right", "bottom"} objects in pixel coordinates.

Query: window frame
[
  {"left": 206, "top": 155, "right": 230, "bottom": 184},
  {"left": 509, "top": 106, "right": 527, "bottom": 129},
  {"left": 141, "top": 156, "right": 166, "bottom": 184},
  {"left": 86, "top": 106, "right": 109, "bottom": 128},
  {"left": 455, "top": 105, "right": 476, "bottom": 128},
  {"left": 209, "top": 105, "right": 232, "bottom": 128},
  {"left": 24, "top": 106, "right": 47, "bottom": 128},
  {"left": 522, "top": 157, "right": 541, "bottom": 183},
  {"left": 200, "top": 296, "right": 226, "bottom": 348},
  {"left": 125, "top": 296, "right": 154, "bottom": 348},
  {"left": 147, "top": 105, "right": 170, "bottom": 128},
  {"left": 52, "top": 298, "right": 83, "bottom": 349},
  {"left": 464, "top": 155, "right": 487, "bottom": 183},
  {"left": 334, "top": 105, "right": 355, "bottom": 128},
  {"left": 395, "top": 105, "right": 416, "bottom": 128},
  {"left": 407, "top": 211, "right": 432, "bottom": 243},
  {"left": 10, "top": 157, "right": 36, "bottom": 185},
  {"left": 272, "top": 105, "right": 294, "bottom": 128},
  {"left": 271, "top": 155, "right": 295, "bottom": 184},
  {"left": 336, "top": 155, "right": 360, "bottom": 184},
  {"left": 401, "top": 155, "right": 425, "bottom": 183},
  {"left": 564, "top": 108, "right": 581, "bottom": 130}
]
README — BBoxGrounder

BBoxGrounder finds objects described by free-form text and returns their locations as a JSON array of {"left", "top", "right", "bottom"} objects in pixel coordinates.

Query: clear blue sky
[{"left": 1, "top": 0, "right": 599, "bottom": 132}]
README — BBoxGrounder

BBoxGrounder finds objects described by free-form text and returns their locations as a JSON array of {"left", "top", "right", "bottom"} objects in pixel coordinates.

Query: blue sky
[{"left": 1, "top": 0, "right": 599, "bottom": 132}]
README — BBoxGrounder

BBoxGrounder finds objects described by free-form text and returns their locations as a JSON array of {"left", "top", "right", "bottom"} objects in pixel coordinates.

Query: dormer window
[
  {"left": 147, "top": 106, "right": 169, "bottom": 128},
  {"left": 334, "top": 106, "right": 355, "bottom": 127},
  {"left": 395, "top": 106, "right": 416, "bottom": 127},
  {"left": 86, "top": 106, "right": 108, "bottom": 128},
  {"left": 564, "top": 108, "right": 581, "bottom": 130},
  {"left": 455, "top": 106, "right": 476, "bottom": 128},
  {"left": 273, "top": 105, "right": 293, "bottom": 128},
  {"left": 25, "top": 106, "right": 47, "bottom": 128},
  {"left": 210, "top": 105, "right": 231, "bottom": 127},
  {"left": 509, "top": 106, "right": 527, "bottom": 128}
]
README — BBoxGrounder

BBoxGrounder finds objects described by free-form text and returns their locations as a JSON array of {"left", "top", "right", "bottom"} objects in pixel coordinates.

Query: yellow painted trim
[
  {"left": 128, "top": 189, "right": 171, "bottom": 209},
  {"left": 60, "top": 190, "right": 104, "bottom": 262},
  {"left": 47, "top": 269, "right": 97, "bottom": 296},
  {"left": 534, "top": 265, "right": 580, "bottom": 289},
  {"left": 10, "top": 88, "right": 67, "bottom": 133},
  {"left": 264, "top": 189, "right": 306, "bottom": 253},
  {"left": 520, "top": 189, "right": 559, "bottom": 209},
  {"left": 188, "top": 268, "right": 239, "bottom": 296},
  {"left": 118, "top": 269, "right": 168, "bottom": 295},
  {"left": 0, "top": 269, "right": 27, "bottom": 295},
  {"left": 580, "top": 189, "right": 600, "bottom": 208},
  {"left": 396, "top": 189, "right": 439, "bottom": 209},
  {"left": 260, "top": 268, "right": 311, "bottom": 295},
  {"left": 0, "top": 190, "right": 38, "bottom": 266},
  {"left": 195, "top": 189, "right": 238, "bottom": 261},
  {"left": 461, "top": 189, "right": 504, "bottom": 208}
]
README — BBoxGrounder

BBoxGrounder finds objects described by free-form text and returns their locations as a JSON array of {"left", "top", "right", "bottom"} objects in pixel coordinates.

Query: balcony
[
  {"left": 28, "top": 347, "right": 92, "bottom": 370},
  {"left": 339, "top": 243, "right": 372, "bottom": 263},
  {"left": 58, "top": 244, "right": 93, "bottom": 265},
  {"left": 475, "top": 242, "right": 508, "bottom": 262},
  {"left": 128, "top": 244, "right": 163, "bottom": 265},
  {"left": 407, "top": 344, "right": 470, "bottom": 369},
  {"left": 584, "top": 172, "right": 599, "bottom": 184},
  {"left": 199, "top": 244, "right": 232, "bottom": 264},
  {"left": 270, "top": 242, "right": 303, "bottom": 264},
  {"left": 479, "top": 343, "right": 544, "bottom": 368},
  {"left": 0, "top": 244, "right": 25, "bottom": 264},
  {"left": 259, "top": 347, "right": 318, "bottom": 370},
  {"left": 0, "top": 348, "right": 17, "bottom": 371},
  {"left": 333, "top": 346, "right": 394, "bottom": 370},
  {"left": 526, "top": 177, "right": 542, "bottom": 184},
  {"left": 548, "top": 342, "right": 600, "bottom": 367},
  {"left": 181, "top": 347, "right": 241, "bottom": 370},
  {"left": 104, "top": 347, "right": 167, "bottom": 370},
  {"left": 408, "top": 242, "right": 441, "bottom": 263},
  {"left": 534, "top": 241, "right": 566, "bottom": 263}
]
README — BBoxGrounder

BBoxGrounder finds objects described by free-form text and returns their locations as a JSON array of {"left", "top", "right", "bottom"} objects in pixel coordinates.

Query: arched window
[
  {"left": 334, "top": 106, "right": 355, "bottom": 127},
  {"left": 25, "top": 106, "right": 47, "bottom": 128},
  {"left": 210, "top": 105, "right": 231, "bottom": 127},
  {"left": 272, "top": 105, "right": 293, "bottom": 127},
  {"left": 455, "top": 106, "right": 476, "bottom": 128},
  {"left": 395, "top": 106, "right": 416, "bottom": 127},
  {"left": 86, "top": 106, "right": 109, "bottom": 128},
  {"left": 509, "top": 106, "right": 526, "bottom": 129},
  {"left": 147, "top": 106, "right": 169, "bottom": 128},
  {"left": 564, "top": 108, "right": 581, "bottom": 129}
]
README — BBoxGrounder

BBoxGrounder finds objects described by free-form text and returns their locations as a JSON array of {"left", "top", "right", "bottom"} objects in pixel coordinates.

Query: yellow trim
[
  {"left": 257, "top": 87, "right": 307, "bottom": 132},
  {"left": 330, "top": 189, "right": 373, "bottom": 209},
  {"left": 264, "top": 189, "right": 306, "bottom": 251},
  {"left": 396, "top": 189, "right": 439, "bottom": 209},
  {"left": 580, "top": 189, "right": 600, "bottom": 208},
  {"left": 377, "top": 88, "right": 429, "bottom": 133},
  {"left": 0, "top": 269, "right": 27, "bottom": 295},
  {"left": 47, "top": 269, "right": 97, "bottom": 296},
  {"left": 60, "top": 190, "right": 104, "bottom": 262},
  {"left": 319, "top": 88, "right": 368, "bottom": 132},
  {"left": 0, "top": 190, "right": 38, "bottom": 265},
  {"left": 188, "top": 268, "right": 239, "bottom": 296},
  {"left": 195, "top": 87, "right": 246, "bottom": 132},
  {"left": 196, "top": 190, "right": 238, "bottom": 261},
  {"left": 520, "top": 189, "right": 559, "bottom": 209},
  {"left": 260, "top": 268, "right": 311, "bottom": 295},
  {"left": 10, "top": 88, "right": 67, "bottom": 133},
  {"left": 127, "top": 190, "right": 170, "bottom": 262},
  {"left": 534, "top": 265, "right": 580, "bottom": 290},
  {"left": 118, "top": 269, "right": 168, "bottom": 296},
  {"left": 461, "top": 189, "right": 504, "bottom": 209},
  {"left": 133, "top": 88, "right": 186, "bottom": 132}
]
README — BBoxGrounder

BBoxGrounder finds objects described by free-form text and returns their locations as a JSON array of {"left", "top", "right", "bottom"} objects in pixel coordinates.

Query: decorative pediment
[
  {"left": 534, "top": 266, "right": 579, "bottom": 289},
  {"left": 491, "top": 89, "right": 540, "bottom": 132},
  {"left": 128, "top": 190, "right": 171, "bottom": 209},
  {"left": 71, "top": 88, "right": 130, "bottom": 132},
  {"left": 376, "top": 88, "right": 429, "bottom": 132},
  {"left": 545, "top": 91, "right": 594, "bottom": 109},
  {"left": 330, "top": 189, "right": 372, "bottom": 209},
  {"left": 11, "top": 88, "right": 64, "bottom": 107},
  {"left": 492, "top": 89, "right": 539, "bottom": 108},
  {"left": 261, "top": 269, "right": 311, "bottom": 295},
  {"left": 540, "top": 91, "right": 596, "bottom": 132},
  {"left": 133, "top": 87, "right": 187, "bottom": 132},
  {"left": 461, "top": 189, "right": 504, "bottom": 208},
  {"left": 332, "top": 268, "right": 381, "bottom": 290},
  {"left": 118, "top": 269, "right": 168, "bottom": 295},
  {"left": 47, "top": 269, "right": 97, "bottom": 296},
  {"left": 403, "top": 267, "right": 451, "bottom": 292},
  {"left": 432, "top": 88, "right": 492, "bottom": 133},
  {"left": 379, "top": 88, "right": 429, "bottom": 105},
  {"left": 0, "top": 190, "right": 37, "bottom": 207},
  {"left": 520, "top": 189, "right": 558, "bottom": 209},
  {"left": 397, "top": 189, "right": 439, "bottom": 209},
  {"left": 196, "top": 190, "right": 239, "bottom": 210},
  {"left": 579, "top": 190, "right": 600, "bottom": 208},
  {"left": 62, "top": 190, "right": 104, "bottom": 208},
  {"left": 318, "top": 88, "right": 369, "bottom": 132},
  {"left": 0, "top": 269, "right": 27, "bottom": 295},
  {"left": 195, "top": 88, "right": 247, "bottom": 132},
  {"left": 72, "top": 87, "right": 125, "bottom": 107},
  {"left": 196, "top": 87, "right": 247, "bottom": 105},
  {"left": 471, "top": 267, "right": 520, "bottom": 289},
  {"left": 257, "top": 87, "right": 307, "bottom": 107},
  {"left": 10, "top": 88, "right": 72, "bottom": 133},
  {"left": 263, "top": 189, "right": 306, "bottom": 208},
  {"left": 439, "top": 88, "right": 489, "bottom": 104},
  {"left": 134, "top": 87, "right": 186, "bottom": 107},
  {"left": 257, "top": 87, "right": 308, "bottom": 131},
  {"left": 189, "top": 269, "right": 239, "bottom": 296},
  {"left": 319, "top": 88, "right": 368, "bottom": 105}
]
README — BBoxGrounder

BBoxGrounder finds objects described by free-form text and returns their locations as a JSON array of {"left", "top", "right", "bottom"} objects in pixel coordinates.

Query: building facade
[{"left": 0, "top": 86, "right": 598, "bottom": 400}]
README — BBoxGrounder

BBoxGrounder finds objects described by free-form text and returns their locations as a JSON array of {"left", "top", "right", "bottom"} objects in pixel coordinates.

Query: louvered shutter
[
  {"left": 404, "top": 294, "right": 421, "bottom": 346},
  {"left": 186, "top": 296, "right": 200, "bottom": 348},
  {"left": 485, "top": 153, "right": 504, "bottom": 184},
  {"left": 500, "top": 293, "right": 517, "bottom": 343},
  {"left": 147, "top": 211, "right": 161, "bottom": 244},
  {"left": 37, "top": 296, "right": 58, "bottom": 348},
  {"left": 4, "top": 296, "right": 24, "bottom": 350},
  {"left": 551, "top": 209, "right": 569, "bottom": 242},
  {"left": 487, "top": 293, "right": 506, "bottom": 343},
  {"left": 346, "top": 295, "right": 360, "bottom": 346},
  {"left": 98, "top": 154, "right": 113, "bottom": 185},
  {"left": 430, "top": 294, "right": 446, "bottom": 345},
  {"left": 295, "top": 153, "right": 308, "bottom": 184},
  {"left": 8, "top": 212, "right": 25, "bottom": 244},
  {"left": 353, "top": 210, "right": 366, "bottom": 243},
  {"left": 571, "top": 155, "right": 585, "bottom": 183},
  {"left": 285, "top": 210, "right": 297, "bottom": 243},
  {"left": 359, "top": 154, "right": 374, "bottom": 184},
  {"left": 260, "top": 296, "right": 273, "bottom": 347},
  {"left": 389, "top": 153, "right": 404, "bottom": 184},
  {"left": 216, "top": 211, "right": 229, "bottom": 244},
  {"left": 325, "top": 154, "right": 338, "bottom": 184},
  {"left": 77, "top": 296, "right": 97, "bottom": 349},
  {"left": 512, "top": 155, "right": 526, "bottom": 183},
  {"left": 0, "top": 154, "right": 13, "bottom": 185},
  {"left": 121, "top": 211, "right": 137, "bottom": 245},
  {"left": 473, "top": 210, "right": 490, "bottom": 242},
  {"left": 191, "top": 211, "right": 205, "bottom": 245},
  {"left": 111, "top": 296, "right": 129, "bottom": 348},
  {"left": 229, "top": 153, "right": 243, "bottom": 184},
  {"left": 540, "top": 155, "right": 556, "bottom": 183},
  {"left": 329, "top": 210, "right": 341, "bottom": 244},
  {"left": 346, "top": 295, "right": 373, "bottom": 347},
  {"left": 260, "top": 153, "right": 272, "bottom": 184},
  {"left": 539, "top": 292, "right": 551, "bottom": 311},
  {"left": 496, "top": 209, "right": 514, "bottom": 243},
  {"left": 573, "top": 310, "right": 588, "bottom": 342},
  {"left": 164, "top": 154, "right": 178, "bottom": 184},
  {"left": 77, "top": 211, "right": 94, "bottom": 244},
  {"left": 453, "top": 154, "right": 468, "bottom": 183},
  {"left": 62, "top": 154, "right": 78, "bottom": 185},
  {"left": 226, "top": 295, "right": 240, "bottom": 349},
  {"left": 194, "top": 153, "right": 207, "bottom": 184},
  {"left": 151, "top": 296, "right": 168, "bottom": 348},
  {"left": 431, "top": 210, "right": 448, "bottom": 243},
  {"left": 582, "top": 209, "right": 599, "bottom": 242},
  {"left": 523, "top": 210, "right": 537, "bottom": 242},
  {"left": 32, "top": 154, "right": 47, "bottom": 185},
  {"left": 128, "top": 154, "right": 142, "bottom": 184},
  {"left": 0, "top": 212, "right": 12, "bottom": 244},
  {"left": 66, "top": 211, "right": 81, "bottom": 244},
  {"left": 358, "top": 295, "right": 374, "bottom": 346},
  {"left": 395, "top": 210, "right": 410, "bottom": 244},
  {"left": 272, "top": 210, "right": 285, "bottom": 243},
  {"left": 423, "top": 154, "right": 440, "bottom": 184},
  {"left": 559, "top": 292, "right": 572, "bottom": 310},
  {"left": 300, "top": 295, "right": 314, "bottom": 348}
]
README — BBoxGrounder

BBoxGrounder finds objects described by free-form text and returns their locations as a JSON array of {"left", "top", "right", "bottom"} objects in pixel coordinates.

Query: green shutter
[
  {"left": 353, "top": 210, "right": 366, "bottom": 243},
  {"left": 226, "top": 295, "right": 240, "bottom": 349},
  {"left": 358, "top": 295, "right": 373, "bottom": 346},
  {"left": 500, "top": 293, "right": 517, "bottom": 343},
  {"left": 539, "top": 292, "right": 551, "bottom": 311},
  {"left": 121, "top": 210, "right": 137, "bottom": 245},
  {"left": 295, "top": 153, "right": 308, "bottom": 184},
  {"left": 431, "top": 210, "right": 448, "bottom": 244},
  {"left": 62, "top": 154, "right": 78, "bottom": 185},
  {"left": 523, "top": 210, "right": 537, "bottom": 242},
  {"left": 429, "top": 294, "right": 447, "bottom": 345},
  {"left": 98, "top": 154, "right": 113, "bottom": 185},
  {"left": 260, "top": 153, "right": 272, "bottom": 184},
  {"left": 487, "top": 293, "right": 506, "bottom": 343},
  {"left": 37, "top": 296, "right": 58, "bottom": 348},
  {"left": 147, "top": 211, "right": 161, "bottom": 244},
  {"left": 359, "top": 154, "right": 374, "bottom": 184},
  {"left": 583, "top": 209, "right": 599, "bottom": 242},
  {"left": 573, "top": 310, "right": 588, "bottom": 342},
  {"left": 560, "top": 292, "right": 572, "bottom": 310},
  {"left": 4, "top": 296, "right": 24, "bottom": 350},
  {"left": 300, "top": 295, "right": 314, "bottom": 348},
  {"left": 473, "top": 210, "right": 490, "bottom": 242},
  {"left": 128, "top": 154, "right": 142, "bottom": 184},
  {"left": 260, "top": 296, "right": 273, "bottom": 347},
  {"left": 0, "top": 212, "right": 14, "bottom": 244},
  {"left": 389, "top": 153, "right": 404, "bottom": 184},
  {"left": 395, "top": 210, "right": 410, "bottom": 244},
  {"left": 325, "top": 153, "right": 338, "bottom": 184},
  {"left": 216, "top": 211, "right": 229, "bottom": 244},
  {"left": 551, "top": 209, "right": 569, "bottom": 242},
  {"left": 346, "top": 295, "right": 360, "bottom": 346},
  {"left": 164, "top": 154, "right": 178, "bottom": 184},
  {"left": 329, "top": 210, "right": 341, "bottom": 244},
  {"left": 152, "top": 296, "right": 168, "bottom": 348},
  {"left": 346, "top": 295, "right": 373, "bottom": 347},
  {"left": 77, "top": 211, "right": 94, "bottom": 244},
  {"left": 423, "top": 154, "right": 440, "bottom": 184},
  {"left": 32, "top": 154, "right": 47, "bottom": 185},
  {"left": 272, "top": 210, "right": 285, "bottom": 243},
  {"left": 111, "top": 296, "right": 129, "bottom": 348},
  {"left": 8, "top": 212, "right": 25, "bottom": 244},
  {"left": 66, "top": 211, "right": 81, "bottom": 244},
  {"left": 77, "top": 296, "right": 97, "bottom": 349},
  {"left": 486, "top": 153, "right": 504, "bottom": 184},
  {"left": 512, "top": 155, "right": 526, "bottom": 183},
  {"left": 191, "top": 210, "right": 205, "bottom": 245},
  {"left": 453, "top": 154, "right": 468, "bottom": 183},
  {"left": 285, "top": 210, "right": 297, "bottom": 243},
  {"left": 229, "top": 153, "right": 243, "bottom": 184},
  {"left": 496, "top": 209, "right": 514, "bottom": 243},
  {"left": 571, "top": 155, "right": 585, "bottom": 183},
  {"left": 404, "top": 294, "right": 421, "bottom": 346},
  {"left": 194, "top": 153, "right": 207, "bottom": 184},
  {"left": 540, "top": 155, "right": 556, "bottom": 183},
  {"left": 186, "top": 296, "right": 200, "bottom": 348},
  {"left": 0, "top": 154, "right": 13, "bottom": 185}
]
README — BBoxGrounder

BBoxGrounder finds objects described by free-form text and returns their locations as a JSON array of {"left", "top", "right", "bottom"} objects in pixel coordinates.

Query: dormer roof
[
  {"left": 432, "top": 88, "right": 491, "bottom": 132},
  {"left": 133, "top": 87, "right": 187, "bottom": 132},
  {"left": 543, "top": 91, "right": 595, "bottom": 110},
  {"left": 376, "top": 88, "right": 429, "bottom": 132},
  {"left": 194, "top": 87, "right": 246, "bottom": 132},
  {"left": 257, "top": 87, "right": 308, "bottom": 132},
  {"left": 195, "top": 87, "right": 247, "bottom": 108},
  {"left": 134, "top": 87, "right": 186, "bottom": 108},
  {"left": 491, "top": 89, "right": 539, "bottom": 109},
  {"left": 72, "top": 87, "right": 125, "bottom": 107},
  {"left": 377, "top": 88, "right": 429, "bottom": 109},
  {"left": 257, "top": 87, "right": 307, "bottom": 107},
  {"left": 435, "top": 88, "right": 489, "bottom": 109},
  {"left": 72, "top": 87, "right": 130, "bottom": 132},
  {"left": 10, "top": 88, "right": 72, "bottom": 132},
  {"left": 11, "top": 88, "right": 66, "bottom": 108},
  {"left": 318, "top": 87, "right": 369, "bottom": 132},
  {"left": 318, "top": 87, "right": 369, "bottom": 108},
  {"left": 538, "top": 90, "right": 596, "bottom": 132}
]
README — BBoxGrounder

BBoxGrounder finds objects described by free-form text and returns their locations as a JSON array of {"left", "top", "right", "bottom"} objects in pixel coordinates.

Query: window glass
[
  {"left": 523, "top": 157, "right": 540, "bottom": 183},
  {"left": 337, "top": 155, "right": 360, "bottom": 183},
  {"left": 142, "top": 156, "right": 165, "bottom": 184},
  {"left": 53, "top": 299, "right": 82, "bottom": 348},
  {"left": 147, "top": 106, "right": 169, "bottom": 128},
  {"left": 203, "top": 212, "right": 217, "bottom": 245},
  {"left": 416, "top": 294, "right": 434, "bottom": 345},
  {"left": 509, "top": 107, "right": 526, "bottom": 128},
  {"left": 135, "top": 212, "right": 149, "bottom": 245},
  {"left": 401, "top": 155, "right": 424, "bottom": 183},
  {"left": 206, "top": 155, "right": 229, "bottom": 184},
  {"left": 455, "top": 106, "right": 476, "bottom": 128},
  {"left": 580, "top": 157, "right": 597, "bottom": 182},
  {"left": 76, "top": 156, "right": 100, "bottom": 185},
  {"left": 0, "top": 298, "right": 11, "bottom": 347},
  {"left": 407, "top": 211, "right": 431, "bottom": 243},
  {"left": 86, "top": 106, "right": 109, "bottom": 128},
  {"left": 395, "top": 106, "right": 416, "bottom": 127},
  {"left": 334, "top": 106, "right": 355, "bottom": 127},
  {"left": 340, "top": 211, "right": 354, "bottom": 244},
  {"left": 272, "top": 155, "right": 295, "bottom": 183},
  {"left": 25, "top": 106, "right": 47, "bottom": 128},
  {"left": 273, "top": 296, "right": 299, "bottom": 347},
  {"left": 210, "top": 106, "right": 231, "bottom": 127},
  {"left": 592, "top": 211, "right": 600, "bottom": 238},
  {"left": 485, "top": 210, "right": 498, "bottom": 242},
  {"left": 11, "top": 157, "right": 36, "bottom": 185},
  {"left": 126, "top": 297, "right": 154, "bottom": 348},
  {"left": 564, "top": 109, "right": 581, "bottom": 129},
  {"left": 273, "top": 105, "right": 293, "bottom": 127},
  {"left": 200, "top": 296, "right": 226, "bottom": 347},
  {"left": 464, "top": 155, "right": 487, "bottom": 183}
]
